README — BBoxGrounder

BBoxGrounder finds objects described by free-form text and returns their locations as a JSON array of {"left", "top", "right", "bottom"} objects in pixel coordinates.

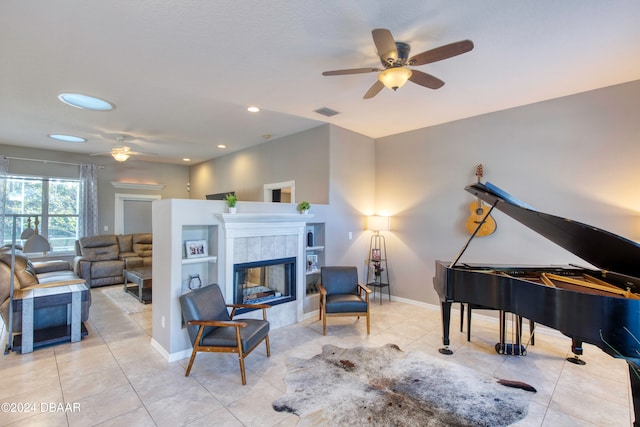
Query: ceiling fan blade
[
  {"left": 408, "top": 40, "right": 474, "bottom": 66},
  {"left": 408, "top": 70, "right": 445, "bottom": 89},
  {"left": 322, "top": 67, "right": 380, "bottom": 76},
  {"left": 128, "top": 151, "right": 157, "bottom": 156},
  {"left": 363, "top": 80, "right": 385, "bottom": 99},
  {"left": 372, "top": 28, "right": 398, "bottom": 65}
]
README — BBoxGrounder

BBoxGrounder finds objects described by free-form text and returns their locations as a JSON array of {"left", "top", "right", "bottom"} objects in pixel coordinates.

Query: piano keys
[{"left": 433, "top": 181, "right": 640, "bottom": 425}]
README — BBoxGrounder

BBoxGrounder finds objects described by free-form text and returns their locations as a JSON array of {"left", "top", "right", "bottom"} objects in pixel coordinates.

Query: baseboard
[{"left": 150, "top": 338, "right": 192, "bottom": 362}]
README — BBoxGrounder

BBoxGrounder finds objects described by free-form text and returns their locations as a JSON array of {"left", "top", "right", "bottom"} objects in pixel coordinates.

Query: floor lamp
[
  {"left": 366, "top": 215, "right": 391, "bottom": 303},
  {"left": 4, "top": 214, "right": 51, "bottom": 354}
]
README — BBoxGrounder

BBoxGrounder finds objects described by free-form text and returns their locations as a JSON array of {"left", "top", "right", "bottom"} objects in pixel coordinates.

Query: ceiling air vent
[{"left": 314, "top": 107, "right": 340, "bottom": 117}]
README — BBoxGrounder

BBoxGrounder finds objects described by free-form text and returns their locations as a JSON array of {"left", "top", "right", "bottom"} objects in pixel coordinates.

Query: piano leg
[
  {"left": 567, "top": 339, "right": 586, "bottom": 365},
  {"left": 629, "top": 362, "right": 640, "bottom": 427},
  {"left": 439, "top": 301, "right": 453, "bottom": 355}
]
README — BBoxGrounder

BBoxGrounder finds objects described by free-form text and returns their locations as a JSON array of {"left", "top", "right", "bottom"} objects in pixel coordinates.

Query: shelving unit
[
  {"left": 365, "top": 231, "right": 390, "bottom": 304},
  {"left": 181, "top": 225, "right": 219, "bottom": 295},
  {"left": 304, "top": 222, "right": 325, "bottom": 314}
]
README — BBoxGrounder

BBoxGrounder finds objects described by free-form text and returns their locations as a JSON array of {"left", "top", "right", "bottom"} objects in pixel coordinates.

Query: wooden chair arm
[
  {"left": 228, "top": 303, "right": 270, "bottom": 321},
  {"left": 358, "top": 284, "right": 373, "bottom": 294},
  {"left": 318, "top": 284, "right": 327, "bottom": 296},
  {"left": 188, "top": 319, "right": 248, "bottom": 328},
  {"left": 227, "top": 303, "right": 271, "bottom": 309}
]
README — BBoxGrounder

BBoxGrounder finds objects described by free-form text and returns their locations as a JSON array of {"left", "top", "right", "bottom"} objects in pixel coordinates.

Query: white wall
[{"left": 376, "top": 80, "right": 640, "bottom": 304}]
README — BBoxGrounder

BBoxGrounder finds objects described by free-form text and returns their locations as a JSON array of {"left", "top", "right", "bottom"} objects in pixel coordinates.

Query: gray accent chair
[
  {"left": 319, "top": 266, "right": 372, "bottom": 335},
  {"left": 179, "top": 284, "right": 271, "bottom": 385}
]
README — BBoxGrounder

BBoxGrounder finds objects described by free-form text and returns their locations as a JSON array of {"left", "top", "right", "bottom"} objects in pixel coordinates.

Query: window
[{"left": 2, "top": 175, "right": 80, "bottom": 253}]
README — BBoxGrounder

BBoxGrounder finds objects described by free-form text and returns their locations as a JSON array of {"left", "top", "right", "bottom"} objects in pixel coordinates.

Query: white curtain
[
  {"left": 0, "top": 156, "right": 8, "bottom": 244},
  {"left": 79, "top": 163, "right": 99, "bottom": 237}
]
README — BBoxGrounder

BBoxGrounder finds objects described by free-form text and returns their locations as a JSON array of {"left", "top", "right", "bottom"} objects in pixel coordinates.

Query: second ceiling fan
[{"left": 322, "top": 29, "right": 474, "bottom": 99}]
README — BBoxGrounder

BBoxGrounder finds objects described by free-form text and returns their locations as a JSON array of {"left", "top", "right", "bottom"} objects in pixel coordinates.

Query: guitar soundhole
[{"left": 475, "top": 208, "right": 484, "bottom": 215}]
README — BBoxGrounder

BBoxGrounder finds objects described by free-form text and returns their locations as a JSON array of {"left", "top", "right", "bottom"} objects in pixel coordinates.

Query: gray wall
[
  {"left": 189, "top": 124, "right": 330, "bottom": 204},
  {"left": 0, "top": 144, "right": 189, "bottom": 234},
  {"left": 188, "top": 123, "right": 377, "bottom": 275},
  {"left": 376, "top": 80, "right": 640, "bottom": 304},
  {"left": 326, "top": 125, "right": 376, "bottom": 275}
]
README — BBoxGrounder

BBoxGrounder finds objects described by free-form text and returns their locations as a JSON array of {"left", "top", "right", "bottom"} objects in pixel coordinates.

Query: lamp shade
[
  {"left": 378, "top": 67, "right": 412, "bottom": 90},
  {"left": 20, "top": 217, "right": 34, "bottom": 239},
  {"left": 367, "top": 215, "right": 390, "bottom": 232},
  {"left": 23, "top": 234, "right": 51, "bottom": 253},
  {"left": 20, "top": 227, "right": 34, "bottom": 240}
]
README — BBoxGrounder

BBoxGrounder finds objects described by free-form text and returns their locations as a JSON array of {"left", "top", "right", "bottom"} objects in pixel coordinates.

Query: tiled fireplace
[
  {"left": 217, "top": 213, "right": 310, "bottom": 328},
  {"left": 234, "top": 256, "right": 296, "bottom": 312}
]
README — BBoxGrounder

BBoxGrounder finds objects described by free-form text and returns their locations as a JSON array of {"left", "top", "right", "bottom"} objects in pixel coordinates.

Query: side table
[{"left": 12, "top": 282, "right": 89, "bottom": 354}]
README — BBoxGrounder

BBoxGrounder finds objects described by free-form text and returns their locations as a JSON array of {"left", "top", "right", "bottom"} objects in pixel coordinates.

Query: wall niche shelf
[
  {"left": 303, "top": 222, "right": 325, "bottom": 315},
  {"left": 181, "top": 256, "right": 218, "bottom": 265}
]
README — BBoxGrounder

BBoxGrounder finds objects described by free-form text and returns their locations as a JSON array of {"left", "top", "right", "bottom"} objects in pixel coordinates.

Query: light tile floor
[{"left": 0, "top": 286, "right": 634, "bottom": 426}]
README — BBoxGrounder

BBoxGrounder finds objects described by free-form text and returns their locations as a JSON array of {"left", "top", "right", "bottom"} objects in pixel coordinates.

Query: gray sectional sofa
[{"left": 73, "top": 233, "right": 152, "bottom": 288}]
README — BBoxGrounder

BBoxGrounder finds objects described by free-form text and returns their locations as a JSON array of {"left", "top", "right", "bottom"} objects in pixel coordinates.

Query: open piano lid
[{"left": 466, "top": 182, "right": 640, "bottom": 278}]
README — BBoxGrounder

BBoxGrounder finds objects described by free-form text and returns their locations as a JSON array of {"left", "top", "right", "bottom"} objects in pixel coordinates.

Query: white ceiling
[{"left": 2, "top": 1, "right": 640, "bottom": 165}]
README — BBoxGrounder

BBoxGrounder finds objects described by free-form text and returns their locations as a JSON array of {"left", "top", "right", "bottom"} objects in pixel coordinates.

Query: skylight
[
  {"left": 58, "top": 93, "right": 115, "bottom": 111},
  {"left": 48, "top": 134, "right": 87, "bottom": 143}
]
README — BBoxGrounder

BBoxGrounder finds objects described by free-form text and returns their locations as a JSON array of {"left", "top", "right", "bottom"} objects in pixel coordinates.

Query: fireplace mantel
[{"left": 217, "top": 213, "right": 314, "bottom": 226}]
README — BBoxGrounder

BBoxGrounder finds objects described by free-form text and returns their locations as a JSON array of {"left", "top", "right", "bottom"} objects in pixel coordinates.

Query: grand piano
[{"left": 434, "top": 181, "right": 640, "bottom": 426}]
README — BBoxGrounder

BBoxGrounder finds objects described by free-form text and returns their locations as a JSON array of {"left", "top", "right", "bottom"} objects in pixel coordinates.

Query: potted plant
[
  {"left": 225, "top": 193, "right": 238, "bottom": 213},
  {"left": 297, "top": 201, "right": 310, "bottom": 214}
]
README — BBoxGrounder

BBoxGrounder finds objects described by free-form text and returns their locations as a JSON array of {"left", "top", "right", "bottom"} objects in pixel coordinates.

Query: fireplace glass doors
[{"left": 234, "top": 257, "right": 296, "bottom": 313}]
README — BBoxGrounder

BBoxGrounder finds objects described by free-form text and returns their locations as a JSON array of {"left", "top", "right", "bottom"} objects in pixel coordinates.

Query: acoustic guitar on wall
[{"left": 465, "top": 164, "right": 497, "bottom": 237}]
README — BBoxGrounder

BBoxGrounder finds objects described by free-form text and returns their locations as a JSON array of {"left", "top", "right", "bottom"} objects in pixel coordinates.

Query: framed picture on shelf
[
  {"left": 307, "top": 254, "right": 318, "bottom": 272},
  {"left": 371, "top": 248, "right": 381, "bottom": 261},
  {"left": 185, "top": 240, "right": 208, "bottom": 259}
]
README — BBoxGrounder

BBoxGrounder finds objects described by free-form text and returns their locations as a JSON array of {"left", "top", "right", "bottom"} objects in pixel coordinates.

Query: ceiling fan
[
  {"left": 322, "top": 29, "right": 474, "bottom": 99},
  {"left": 90, "top": 136, "right": 157, "bottom": 162}
]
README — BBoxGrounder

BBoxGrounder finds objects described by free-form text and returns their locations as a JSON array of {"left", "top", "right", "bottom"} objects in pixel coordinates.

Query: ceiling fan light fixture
[
  {"left": 112, "top": 152, "right": 130, "bottom": 162},
  {"left": 378, "top": 67, "right": 412, "bottom": 91}
]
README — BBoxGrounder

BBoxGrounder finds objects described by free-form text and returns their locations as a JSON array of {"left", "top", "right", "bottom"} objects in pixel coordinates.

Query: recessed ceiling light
[
  {"left": 183, "top": 158, "right": 191, "bottom": 162},
  {"left": 58, "top": 93, "right": 115, "bottom": 111},
  {"left": 217, "top": 144, "right": 227, "bottom": 149},
  {"left": 247, "top": 106, "right": 260, "bottom": 113},
  {"left": 48, "top": 134, "right": 87, "bottom": 143}
]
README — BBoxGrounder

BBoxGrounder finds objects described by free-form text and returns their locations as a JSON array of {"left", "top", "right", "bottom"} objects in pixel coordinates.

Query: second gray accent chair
[{"left": 319, "top": 266, "right": 372, "bottom": 335}]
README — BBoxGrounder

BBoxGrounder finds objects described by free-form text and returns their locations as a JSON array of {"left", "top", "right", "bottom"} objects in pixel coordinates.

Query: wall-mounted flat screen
[{"left": 205, "top": 191, "right": 234, "bottom": 200}]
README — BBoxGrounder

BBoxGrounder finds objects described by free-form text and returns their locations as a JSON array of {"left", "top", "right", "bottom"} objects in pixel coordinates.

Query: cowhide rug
[{"left": 273, "top": 344, "right": 535, "bottom": 426}]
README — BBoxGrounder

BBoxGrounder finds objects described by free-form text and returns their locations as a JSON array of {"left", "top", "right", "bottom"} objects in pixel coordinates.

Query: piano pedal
[
  {"left": 439, "top": 347, "right": 453, "bottom": 355},
  {"left": 495, "top": 343, "right": 527, "bottom": 356},
  {"left": 566, "top": 355, "right": 586, "bottom": 365}
]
